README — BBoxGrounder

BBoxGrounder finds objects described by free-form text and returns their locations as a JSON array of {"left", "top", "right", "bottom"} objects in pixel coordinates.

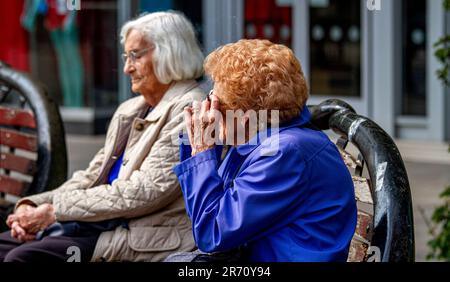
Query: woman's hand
[
  {"left": 184, "top": 94, "right": 222, "bottom": 156},
  {"left": 10, "top": 221, "right": 36, "bottom": 242},
  {"left": 7, "top": 204, "right": 37, "bottom": 242},
  {"left": 6, "top": 204, "right": 34, "bottom": 227},
  {"left": 7, "top": 203, "right": 56, "bottom": 239}
]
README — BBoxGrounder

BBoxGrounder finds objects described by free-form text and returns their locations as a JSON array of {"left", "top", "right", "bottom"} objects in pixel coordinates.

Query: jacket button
[{"left": 135, "top": 123, "right": 144, "bottom": 131}]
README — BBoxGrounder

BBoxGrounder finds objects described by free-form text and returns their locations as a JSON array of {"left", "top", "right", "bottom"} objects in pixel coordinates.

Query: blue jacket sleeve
[
  {"left": 173, "top": 143, "right": 308, "bottom": 253},
  {"left": 179, "top": 133, "right": 223, "bottom": 162}
]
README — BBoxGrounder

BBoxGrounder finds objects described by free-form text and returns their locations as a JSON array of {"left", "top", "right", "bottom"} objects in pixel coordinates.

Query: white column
[
  {"left": 427, "top": 0, "right": 446, "bottom": 141},
  {"left": 203, "top": 0, "right": 244, "bottom": 55},
  {"left": 117, "top": 0, "right": 134, "bottom": 103},
  {"left": 293, "top": 0, "right": 310, "bottom": 80},
  {"left": 371, "top": 0, "right": 395, "bottom": 136}
]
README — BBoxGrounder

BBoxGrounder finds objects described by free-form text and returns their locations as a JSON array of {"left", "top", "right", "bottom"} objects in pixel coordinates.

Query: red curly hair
[{"left": 204, "top": 39, "right": 309, "bottom": 123}]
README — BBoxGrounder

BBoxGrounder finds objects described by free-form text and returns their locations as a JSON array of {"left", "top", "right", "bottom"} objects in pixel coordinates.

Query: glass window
[
  {"left": 0, "top": 0, "right": 119, "bottom": 109},
  {"left": 244, "top": 0, "right": 293, "bottom": 48},
  {"left": 309, "top": 0, "right": 361, "bottom": 97},
  {"left": 401, "top": 0, "right": 427, "bottom": 116},
  {"left": 80, "top": 0, "right": 119, "bottom": 109}
]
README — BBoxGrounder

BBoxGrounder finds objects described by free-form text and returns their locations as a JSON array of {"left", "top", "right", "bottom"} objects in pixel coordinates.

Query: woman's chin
[{"left": 131, "top": 84, "right": 141, "bottom": 94}]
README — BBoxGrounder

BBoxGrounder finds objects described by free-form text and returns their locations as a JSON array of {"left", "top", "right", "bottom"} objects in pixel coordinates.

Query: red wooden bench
[
  {"left": 0, "top": 106, "right": 38, "bottom": 197},
  {"left": 0, "top": 62, "right": 67, "bottom": 231}
]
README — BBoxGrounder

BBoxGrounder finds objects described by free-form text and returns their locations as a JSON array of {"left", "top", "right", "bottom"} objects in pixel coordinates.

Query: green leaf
[
  {"left": 435, "top": 48, "right": 450, "bottom": 62},
  {"left": 440, "top": 186, "right": 450, "bottom": 198},
  {"left": 433, "top": 36, "right": 450, "bottom": 47},
  {"left": 444, "top": 0, "right": 450, "bottom": 10},
  {"left": 436, "top": 69, "right": 450, "bottom": 86}
]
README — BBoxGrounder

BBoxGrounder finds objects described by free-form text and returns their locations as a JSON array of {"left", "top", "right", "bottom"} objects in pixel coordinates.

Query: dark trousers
[{"left": 0, "top": 231, "right": 99, "bottom": 262}]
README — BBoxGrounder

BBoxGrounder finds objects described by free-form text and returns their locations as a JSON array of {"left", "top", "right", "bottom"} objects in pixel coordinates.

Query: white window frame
[
  {"left": 293, "top": 0, "right": 370, "bottom": 117},
  {"left": 395, "top": 0, "right": 446, "bottom": 141}
]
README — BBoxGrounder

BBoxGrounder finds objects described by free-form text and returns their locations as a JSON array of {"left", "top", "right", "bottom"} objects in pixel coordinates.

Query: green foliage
[
  {"left": 427, "top": 0, "right": 450, "bottom": 261},
  {"left": 433, "top": 0, "right": 450, "bottom": 86},
  {"left": 445, "top": 0, "right": 450, "bottom": 10},
  {"left": 434, "top": 35, "right": 450, "bottom": 86},
  {"left": 427, "top": 186, "right": 450, "bottom": 261}
]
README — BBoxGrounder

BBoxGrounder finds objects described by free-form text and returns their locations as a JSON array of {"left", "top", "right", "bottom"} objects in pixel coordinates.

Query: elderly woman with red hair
[{"left": 174, "top": 39, "right": 357, "bottom": 262}]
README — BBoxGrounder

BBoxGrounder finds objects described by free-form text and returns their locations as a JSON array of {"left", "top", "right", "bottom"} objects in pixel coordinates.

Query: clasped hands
[{"left": 6, "top": 203, "right": 56, "bottom": 242}]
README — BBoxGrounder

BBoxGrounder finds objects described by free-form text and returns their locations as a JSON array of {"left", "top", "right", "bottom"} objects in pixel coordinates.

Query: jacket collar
[
  {"left": 235, "top": 106, "right": 312, "bottom": 156},
  {"left": 144, "top": 80, "right": 198, "bottom": 122},
  {"left": 121, "top": 80, "right": 198, "bottom": 122}
]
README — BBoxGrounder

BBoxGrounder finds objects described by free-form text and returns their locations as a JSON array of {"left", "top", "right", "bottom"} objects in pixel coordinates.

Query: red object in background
[
  {"left": 0, "top": 0, "right": 29, "bottom": 71},
  {"left": 244, "top": 0, "right": 292, "bottom": 46},
  {"left": 45, "top": 0, "right": 70, "bottom": 31}
]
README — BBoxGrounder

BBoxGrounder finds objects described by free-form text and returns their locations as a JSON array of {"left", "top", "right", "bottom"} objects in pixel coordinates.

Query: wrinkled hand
[
  {"left": 7, "top": 204, "right": 37, "bottom": 242},
  {"left": 185, "top": 95, "right": 223, "bottom": 155},
  {"left": 7, "top": 203, "right": 56, "bottom": 241},
  {"left": 10, "top": 221, "right": 36, "bottom": 242},
  {"left": 6, "top": 204, "right": 35, "bottom": 229}
]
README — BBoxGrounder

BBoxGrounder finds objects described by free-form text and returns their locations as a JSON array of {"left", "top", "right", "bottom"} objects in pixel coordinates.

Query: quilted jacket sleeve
[
  {"left": 14, "top": 101, "right": 133, "bottom": 210},
  {"left": 51, "top": 102, "right": 190, "bottom": 222},
  {"left": 15, "top": 147, "right": 106, "bottom": 209}
]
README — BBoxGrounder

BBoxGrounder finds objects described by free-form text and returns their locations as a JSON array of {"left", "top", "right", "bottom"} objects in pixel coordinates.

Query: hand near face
[{"left": 184, "top": 94, "right": 224, "bottom": 156}]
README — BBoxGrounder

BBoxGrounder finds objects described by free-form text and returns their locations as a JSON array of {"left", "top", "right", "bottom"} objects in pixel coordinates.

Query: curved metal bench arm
[
  {"left": 309, "top": 99, "right": 415, "bottom": 262},
  {"left": 0, "top": 61, "right": 67, "bottom": 195}
]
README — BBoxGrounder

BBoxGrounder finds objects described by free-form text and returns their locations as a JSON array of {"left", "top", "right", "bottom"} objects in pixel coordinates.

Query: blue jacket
[{"left": 173, "top": 107, "right": 357, "bottom": 262}]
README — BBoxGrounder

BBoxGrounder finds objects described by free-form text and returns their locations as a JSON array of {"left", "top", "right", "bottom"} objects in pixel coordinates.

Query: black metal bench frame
[{"left": 310, "top": 99, "right": 415, "bottom": 262}]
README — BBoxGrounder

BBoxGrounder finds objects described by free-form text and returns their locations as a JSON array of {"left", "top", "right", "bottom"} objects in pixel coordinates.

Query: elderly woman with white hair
[{"left": 0, "top": 11, "right": 205, "bottom": 262}]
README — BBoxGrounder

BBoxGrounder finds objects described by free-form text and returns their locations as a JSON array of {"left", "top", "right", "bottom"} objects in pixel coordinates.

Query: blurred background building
[
  {"left": 0, "top": 0, "right": 448, "bottom": 140},
  {"left": 0, "top": 0, "right": 449, "bottom": 262}
]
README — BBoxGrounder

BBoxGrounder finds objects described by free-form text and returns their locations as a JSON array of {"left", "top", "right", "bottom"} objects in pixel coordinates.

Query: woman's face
[
  {"left": 123, "top": 29, "right": 164, "bottom": 103},
  {"left": 212, "top": 83, "right": 252, "bottom": 145}
]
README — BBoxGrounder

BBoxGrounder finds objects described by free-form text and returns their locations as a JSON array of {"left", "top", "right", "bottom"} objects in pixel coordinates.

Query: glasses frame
[
  {"left": 121, "top": 47, "right": 152, "bottom": 65},
  {"left": 207, "top": 90, "right": 214, "bottom": 101}
]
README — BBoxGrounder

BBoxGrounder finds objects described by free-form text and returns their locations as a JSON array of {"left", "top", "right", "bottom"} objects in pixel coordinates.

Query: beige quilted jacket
[{"left": 16, "top": 80, "right": 205, "bottom": 261}]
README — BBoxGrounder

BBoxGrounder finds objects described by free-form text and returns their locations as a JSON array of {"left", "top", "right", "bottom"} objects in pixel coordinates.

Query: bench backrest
[
  {"left": 310, "top": 99, "right": 415, "bottom": 262},
  {"left": 0, "top": 106, "right": 38, "bottom": 196},
  {"left": 0, "top": 62, "right": 68, "bottom": 230}
]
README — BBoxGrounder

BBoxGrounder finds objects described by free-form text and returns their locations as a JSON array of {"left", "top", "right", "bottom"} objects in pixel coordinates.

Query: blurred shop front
[
  {"left": 0, "top": 0, "right": 119, "bottom": 134},
  {"left": 0, "top": 0, "right": 202, "bottom": 134},
  {"left": 201, "top": 0, "right": 448, "bottom": 141},
  {"left": 0, "top": 0, "right": 448, "bottom": 141}
]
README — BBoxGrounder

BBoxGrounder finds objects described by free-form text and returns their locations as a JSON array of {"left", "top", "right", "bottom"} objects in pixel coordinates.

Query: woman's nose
[{"left": 123, "top": 60, "right": 135, "bottom": 74}]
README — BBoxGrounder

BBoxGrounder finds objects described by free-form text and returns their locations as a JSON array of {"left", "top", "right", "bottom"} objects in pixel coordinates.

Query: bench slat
[
  {"left": 355, "top": 211, "right": 373, "bottom": 240},
  {"left": 0, "top": 128, "right": 37, "bottom": 152},
  {"left": 0, "top": 106, "right": 36, "bottom": 128},
  {"left": 0, "top": 175, "right": 28, "bottom": 196},
  {"left": 0, "top": 152, "right": 36, "bottom": 175}
]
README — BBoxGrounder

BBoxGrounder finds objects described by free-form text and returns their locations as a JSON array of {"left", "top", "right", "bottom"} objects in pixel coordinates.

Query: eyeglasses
[
  {"left": 121, "top": 47, "right": 151, "bottom": 65},
  {"left": 207, "top": 90, "right": 213, "bottom": 101}
]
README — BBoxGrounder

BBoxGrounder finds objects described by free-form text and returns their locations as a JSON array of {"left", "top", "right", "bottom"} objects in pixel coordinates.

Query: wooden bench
[{"left": 0, "top": 62, "right": 67, "bottom": 231}]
